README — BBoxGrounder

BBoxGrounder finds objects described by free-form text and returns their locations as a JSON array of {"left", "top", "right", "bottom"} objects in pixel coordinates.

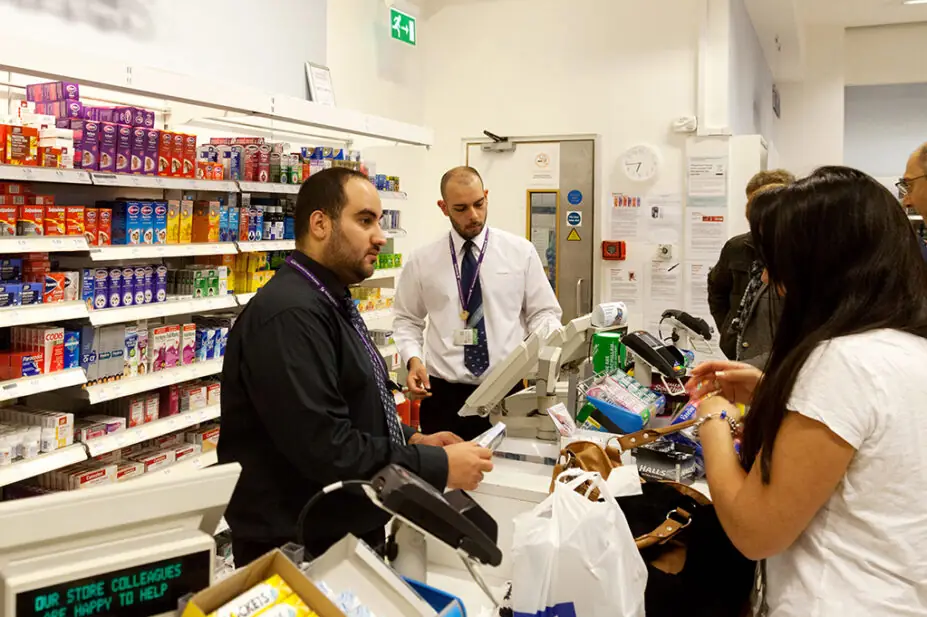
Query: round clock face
[{"left": 622, "top": 145, "right": 660, "bottom": 182}]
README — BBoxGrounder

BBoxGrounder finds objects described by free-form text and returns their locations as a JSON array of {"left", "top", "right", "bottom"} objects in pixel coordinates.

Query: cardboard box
[
  {"left": 179, "top": 200, "right": 193, "bottom": 243},
  {"left": 99, "top": 121, "right": 118, "bottom": 172},
  {"left": 65, "top": 206, "right": 85, "bottom": 237},
  {"left": 7, "top": 126, "right": 38, "bottom": 166},
  {"left": 158, "top": 131, "right": 173, "bottom": 176},
  {"left": 115, "top": 124, "right": 132, "bottom": 173},
  {"left": 130, "top": 127, "right": 145, "bottom": 174},
  {"left": 180, "top": 549, "right": 345, "bottom": 617},
  {"left": 44, "top": 205, "right": 66, "bottom": 236},
  {"left": 183, "top": 134, "right": 197, "bottom": 179},
  {"left": 192, "top": 201, "right": 220, "bottom": 243},
  {"left": 144, "top": 129, "right": 160, "bottom": 176},
  {"left": 166, "top": 200, "right": 180, "bottom": 244}
]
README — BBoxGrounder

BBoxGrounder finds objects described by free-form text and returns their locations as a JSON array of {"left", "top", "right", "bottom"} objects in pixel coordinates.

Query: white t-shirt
[{"left": 767, "top": 329, "right": 927, "bottom": 617}]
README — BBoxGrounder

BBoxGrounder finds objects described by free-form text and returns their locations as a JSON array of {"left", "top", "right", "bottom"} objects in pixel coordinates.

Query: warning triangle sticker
[{"left": 566, "top": 228, "right": 581, "bottom": 242}]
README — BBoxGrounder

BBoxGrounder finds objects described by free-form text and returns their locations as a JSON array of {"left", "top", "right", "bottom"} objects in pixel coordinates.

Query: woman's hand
[{"left": 686, "top": 360, "right": 763, "bottom": 406}]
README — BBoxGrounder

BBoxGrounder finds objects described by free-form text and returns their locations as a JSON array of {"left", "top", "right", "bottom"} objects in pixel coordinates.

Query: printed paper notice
[
  {"left": 686, "top": 209, "right": 727, "bottom": 260},
  {"left": 687, "top": 156, "right": 728, "bottom": 198},
  {"left": 607, "top": 266, "right": 641, "bottom": 314},
  {"left": 684, "top": 261, "right": 713, "bottom": 322},
  {"left": 648, "top": 261, "right": 682, "bottom": 304},
  {"left": 610, "top": 194, "right": 642, "bottom": 240},
  {"left": 646, "top": 193, "right": 683, "bottom": 244},
  {"left": 529, "top": 147, "right": 560, "bottom": 188}
]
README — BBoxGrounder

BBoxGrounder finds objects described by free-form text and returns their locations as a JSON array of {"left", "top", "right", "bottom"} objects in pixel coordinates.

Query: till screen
[{"left": 15, "top": 550, "right": 210, "bottom": 617}]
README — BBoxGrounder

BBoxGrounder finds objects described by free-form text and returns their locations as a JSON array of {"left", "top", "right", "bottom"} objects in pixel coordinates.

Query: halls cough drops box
[{"left": 208, "top": 574, "right": 292, "bottom": 617}]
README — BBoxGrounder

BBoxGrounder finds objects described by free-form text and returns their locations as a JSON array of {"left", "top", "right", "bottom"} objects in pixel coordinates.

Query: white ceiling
[{"left": 799, "top": 0, "right": 927, "bottom": 27}]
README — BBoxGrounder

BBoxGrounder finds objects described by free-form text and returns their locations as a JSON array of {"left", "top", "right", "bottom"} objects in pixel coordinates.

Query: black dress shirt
[{"left": 218, "top": 250, "right": 448, "bottom": 553}]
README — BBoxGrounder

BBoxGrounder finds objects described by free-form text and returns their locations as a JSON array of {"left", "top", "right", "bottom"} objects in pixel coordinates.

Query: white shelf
[
  {"left": 362, "top": 309, "right": 394, "bottom": 330},
  {"left": 84, "top": 359, "right": 223, "bottom": 404},
  {"left": 367, "top": 268, "right": 402, "bottom": 283},
  {"left": 0, "top": 444, "right": 88, "bottom": 488},
  {"left": 84, "top": 405, "right": 221, "bottom": 457},
  {"left": 89, "top": 295, "right": 238, "bottom": 326},
  {"left": 379, "top": 191, "right": 407, "bottom": 200},
  {"left": 236, "top": 240, "right": 295, "bottom": 252},
  {"left": 238, "top": 182, "right": 300, "bottom": 195},
  {"left": 909, "top": 214, "right": 923, "bottom": 221},
  {"left": 90, "top": 172, "right": 238, "bottom": 192},
  {"left": 235, "top": 292, "right": 256, "bottom": 305},
  {"left": 90, "top": 242, "right": 239, "bottom": 261},
  {"left": 0, "top": 301, "right": 89, "bottom": 328},
  {"left": 0, "top": 165, "right": 92, "bottom": 185},
  {"left": 0, "top": 368, "right": 87, "bottom": 402},
  {"left": 0, "top": 235, "right": 89, "bottom": 254},
  {"left": 383, "top": 228, "right": 407, "bottom": 239}
]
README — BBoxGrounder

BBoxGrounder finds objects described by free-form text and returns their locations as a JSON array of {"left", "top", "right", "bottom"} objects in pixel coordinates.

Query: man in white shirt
[{"left": 393, "top": 166, "right": 562, "bottom": 439}]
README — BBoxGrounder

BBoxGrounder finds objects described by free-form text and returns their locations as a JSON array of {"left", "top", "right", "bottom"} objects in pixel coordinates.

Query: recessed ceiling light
[{"left": 903, "top": 0, "right": 927, "bottom": 5}]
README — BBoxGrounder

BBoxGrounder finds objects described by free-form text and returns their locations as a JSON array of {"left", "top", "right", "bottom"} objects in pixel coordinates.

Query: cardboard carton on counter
[{"left": 181, "top": 549, "right": 346, "bottom": 617}]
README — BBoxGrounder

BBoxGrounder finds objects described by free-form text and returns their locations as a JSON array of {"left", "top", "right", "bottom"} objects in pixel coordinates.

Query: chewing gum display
[{"left": 208, "top": 575, "right": 294, "bottom": 617}]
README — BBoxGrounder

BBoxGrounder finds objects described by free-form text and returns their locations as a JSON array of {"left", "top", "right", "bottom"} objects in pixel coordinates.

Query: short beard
[
  {"left": 329, "top": 222, "right": 374, "bottom": 285},
  {"left": 451, "top": 218, "right": 483, "bottom": 241}
]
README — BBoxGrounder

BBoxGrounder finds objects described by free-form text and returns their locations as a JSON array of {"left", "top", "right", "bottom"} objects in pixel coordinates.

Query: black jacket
[
  {"left": 707, "top": 233, "right": 756, "bottom": 359},
  {"left": 218, "top": 251, "right": 448, "bottom": 553}
]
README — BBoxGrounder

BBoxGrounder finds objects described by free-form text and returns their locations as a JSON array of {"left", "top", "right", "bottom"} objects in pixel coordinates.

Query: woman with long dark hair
[{"left": 687, "top": 166, "right": 927, "bottom": 616}]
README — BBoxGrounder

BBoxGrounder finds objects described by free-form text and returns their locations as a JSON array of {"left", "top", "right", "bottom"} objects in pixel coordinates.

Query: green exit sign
[{"left": 390, "top": 7, "right": 416, "bottom": 46}]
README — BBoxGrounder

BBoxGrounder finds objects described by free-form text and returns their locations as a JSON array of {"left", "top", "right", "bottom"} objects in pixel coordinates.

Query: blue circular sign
[
  {"left": 567, "top": 211, "right": 582, "bottom": 226},
  {"left": 567, "top": 190, "right": 583, "bottom": 205}
]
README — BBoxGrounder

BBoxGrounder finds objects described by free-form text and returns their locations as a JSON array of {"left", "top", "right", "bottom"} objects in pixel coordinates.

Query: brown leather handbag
[{"left": 550, "top": 421, "right": 755, "bottom": 617}]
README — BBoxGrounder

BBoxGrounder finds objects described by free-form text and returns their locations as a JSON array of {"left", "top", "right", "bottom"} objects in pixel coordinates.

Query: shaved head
[
  {"left": 440, "top": 166, "right": 484, "bottom": 200},
  {"left": 903, "top": 142, "right": 927, "bottom": 216},
  {"left": 919, "top": 142, "right": 927, "bottom": 174}
]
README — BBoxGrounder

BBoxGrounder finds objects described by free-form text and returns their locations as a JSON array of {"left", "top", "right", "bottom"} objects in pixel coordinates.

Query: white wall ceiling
[{"left": 746, "top": 0, "right": 927, "bottom": 82}]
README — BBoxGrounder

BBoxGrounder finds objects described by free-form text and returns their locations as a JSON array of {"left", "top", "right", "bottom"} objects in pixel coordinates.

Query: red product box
[
  {"left": 160, "top": 383, "right": 180, "bottom": 416},
  {"left": 158, "top": 131, "right": 173, "bottom": 176},
  {"left": 84, "top": 208, "right": 98, "bottom": 245},
  {"left": 43, "top": 205, "right": 66, "bottom": 236},
  {"left": 144, "top": 392, "right": 159, "bottom": 423},
  {"left": 7, "top": 351, "right": 44, "bottom": 379},
  {"left": 171, "top": 133, "right": 184, "bottom": 178},
  {"left": 38, "top": 146, "right": 64, "bottom": 168},
  {"left": 39, "top": 326, "right": 64, "bottom": 373},
  {"left": 0, "top": 195, "right": 26, "bottom": 206},
  {"left": 0, "top": 125, "right": 7, "bottom": 164},
  {"left": 0, "top": 206, "right": 17, "bottom": 237},
  {"left": 97, "top": 208, "right": 112, "bottom": 245},
  {"left": 28, "top": 195, "right": 55, "bottom": 206},
  {"left": 238, "top": 207, "right": 250, "bottom": 241},
  {"left": 17, "top": 205, "right": 44, "bottom": 236},
  {"left": 183, "top": 134, "right": 196, "bottom": 179},
  {"left": 65, "top": 206, "right": 85, "bottom": 237},
  {"left": 43, "top": 273, "right": 66, "bottom": 304},
  {"left": 6, "top": 126, "right": 38, "bottom": 166},
  {"left": 257, "top": 145, "right": 271, "bottom": 183},
  {"left": 0, "top": 183, "right": 25, "bottom": 195}
]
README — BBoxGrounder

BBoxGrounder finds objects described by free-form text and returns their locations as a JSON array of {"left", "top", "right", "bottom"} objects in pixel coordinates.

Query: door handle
[{"left": 575, "top": 278, "right": 584, "bottom": 314}]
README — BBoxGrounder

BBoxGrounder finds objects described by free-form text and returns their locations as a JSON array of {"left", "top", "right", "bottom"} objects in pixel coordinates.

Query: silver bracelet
[{"left": 692, "top": 410, "right": 738, "bottom": 441}]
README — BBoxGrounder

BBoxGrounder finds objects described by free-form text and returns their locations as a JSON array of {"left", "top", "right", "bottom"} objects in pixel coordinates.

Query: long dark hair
[{"left": 741, "top": 166, "right": 927, "bottom": 482}]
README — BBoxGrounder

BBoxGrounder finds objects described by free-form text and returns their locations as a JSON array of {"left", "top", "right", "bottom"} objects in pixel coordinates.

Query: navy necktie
[
  {"left": 461, "top": 240, "right": 490, "bottom": 377},
  {"left": 341, "top": 295, "right": 405, "bottom": 446}
]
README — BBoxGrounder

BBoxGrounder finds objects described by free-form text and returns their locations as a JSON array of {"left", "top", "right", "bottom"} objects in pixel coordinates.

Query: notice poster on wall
[
  {"left": 684, "top": 260, "right": 714, "bottom": 323},
  {"left": 610, "top": 193, "right": 642, "bottom": 240},
  {"left": 687, "top": 156, "right": 728, "bottom": 202},
  {"left": 528, "top": 147, "right": 560, "bottom": 188},
  {"left": 606, "top": 265, "right": 641, "bottom": 315},
  {"left": 685, "top": 209, "right": 727, "bottom": 261},
  {"left": 646, "top": 193, "right": 683, "bottom": 244},
  {"left": 645, "top": 260, "right": 683, "bottom": 335}
]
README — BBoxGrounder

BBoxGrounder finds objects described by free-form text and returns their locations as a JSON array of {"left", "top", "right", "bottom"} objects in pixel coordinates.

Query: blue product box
[
  {"left": 110, "top": 202, "right": 127, "bottom": 245},
  {"left": 229, "top": 147, "right": 242, "bottom": 181},
  {"left": 81, "top": 269, "right": 94, "bottom": 310},
  {"left": 253, "top": 206, "right": 264, "bottom": 241},
  {"left": 21, "top": 282, "right": 43, "bottom": 306},
  {"left": 125, "top": 201, "right": 142, "bottom": 245},
  {"left": 79, "top": 325, "right": 99, "bottom": 382},
  {"left": 153, "top": 201, "right": 168, "bottom": 244},
  {"left": 139, "top": 201, "right": 154, "bottom": 244},
  {"left": 92, "top": 268, "right": 108, "bottom": 310},
  {"left": 0, "top": 283, "right": 22, "bottom": 307},
  {"left": 205, "top": 328, "right": 217, "bottom": 359},
  {"left": 144, "top": 266, "right": 154, "bottom": 304},
  {"left": 247, "top": 207, "right": 258, "bottom": 241},
  {"left": 63, "top": 329, "right": 80, "bottom": 370},
  {"left": 19, "top": 354, "right": 42, "bottom": 377},
  {"left": 218, "top": 206, "right": 230, "bottom": 242},
  {"left": 133, "top": 267, "right": 146, "bottom": 305},
  {"left": 108, "top": 268, "right": 122, "bottom": 308},
  {"left": 121, "top": 267, "right": 135, "bottom": 307},
  {"left": 0, "top": 258, "right": 23, "bottom": 282},
  {"left": 284, "top": 215, "right": 295, "bottom": 240},
  {"left": 228, "top": 207, "right": 239, "bottom": 241},
  {"left": 194, "top": 328, "right": 208, "bottom": 363},
  {"left": 154, "top": 265, "right": 167, "bottom": 302},
  {"left": 216, "top": 327, "right": 228, "bottom": 357}
]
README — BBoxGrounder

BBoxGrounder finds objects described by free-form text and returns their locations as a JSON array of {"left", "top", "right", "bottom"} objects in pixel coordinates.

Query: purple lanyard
[
  {"left": 285, "top": 256, "right": 387, "bottom": 380},
  {"left": 449, "top": 229, "right": 490, "bottom": 316}
]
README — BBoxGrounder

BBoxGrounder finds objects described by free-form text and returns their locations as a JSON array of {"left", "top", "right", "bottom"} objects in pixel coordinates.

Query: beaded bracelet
[{"left": 692, "top": 409, "right": 739, "bottom": 440}]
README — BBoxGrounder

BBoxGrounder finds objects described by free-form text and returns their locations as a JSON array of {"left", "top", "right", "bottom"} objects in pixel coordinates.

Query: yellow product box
[
  {"left": 179, "top": 199, "right": 194, "bottom": 243},
  {"left": 183, "top": 550, "right": 338, "bottom": 617},
  {"left": 166, "top": 200, "right": 181, "bottom": 244}
]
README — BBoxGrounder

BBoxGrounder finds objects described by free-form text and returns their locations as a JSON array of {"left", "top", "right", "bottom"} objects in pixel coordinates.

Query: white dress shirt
[{"left": 393, "top": 226, "right": 563, "bottom": 385}]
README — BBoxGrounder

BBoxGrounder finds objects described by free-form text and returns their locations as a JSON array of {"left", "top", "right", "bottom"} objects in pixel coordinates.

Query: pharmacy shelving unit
[
  {"left": 83, "top": 404, "right": 221, "bottom": 457},
  {"left": 0, "top": 42, "right": 432, "bottom": 496}
]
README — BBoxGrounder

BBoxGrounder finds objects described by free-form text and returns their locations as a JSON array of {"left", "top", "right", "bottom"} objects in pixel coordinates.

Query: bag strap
[
  {"left": 635, "top": 507, "right": 692, "bottom": 549},
  {"left": 612, "top": 417, "right": 699, "bottom": 453}
]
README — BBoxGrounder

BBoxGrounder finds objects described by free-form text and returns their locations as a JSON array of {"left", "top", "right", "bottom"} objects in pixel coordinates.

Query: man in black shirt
[{"left": 219, "top": 167, "right": 495, "bottom": 566}]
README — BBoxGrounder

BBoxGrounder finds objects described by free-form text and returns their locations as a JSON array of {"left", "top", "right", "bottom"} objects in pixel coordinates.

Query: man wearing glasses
[{"left": 899, "top": 143, "right": 927, "bottom": 260}]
